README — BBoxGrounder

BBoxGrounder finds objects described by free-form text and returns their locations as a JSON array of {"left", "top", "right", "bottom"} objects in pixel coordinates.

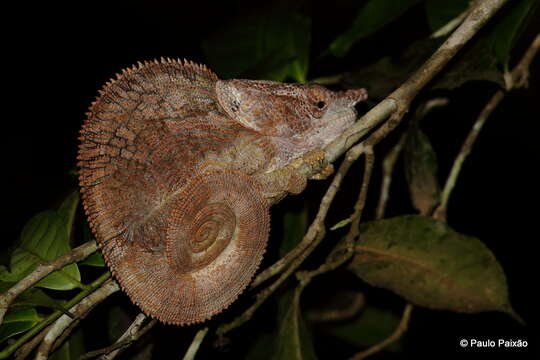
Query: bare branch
[
  {"left": 298, "top": 146, "right": 375, "bottom": 285},
  {"left": 75, "top": 314, "right": 157, "bottom": 360}
]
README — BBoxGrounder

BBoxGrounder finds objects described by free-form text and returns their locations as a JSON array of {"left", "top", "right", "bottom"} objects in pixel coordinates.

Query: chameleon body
[{"left": 78, "top": 58, "right": 367, "bottom": 325}]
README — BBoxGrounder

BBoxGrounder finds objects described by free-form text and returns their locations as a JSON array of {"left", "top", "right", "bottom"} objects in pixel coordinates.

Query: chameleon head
[{"left": 216, "top": 79, "right": 367, "bottom": 148}]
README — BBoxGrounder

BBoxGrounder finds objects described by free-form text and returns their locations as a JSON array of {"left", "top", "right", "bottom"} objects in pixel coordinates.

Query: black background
[{"left": 4, "top": 1, "right": 539, "bottom": 359}]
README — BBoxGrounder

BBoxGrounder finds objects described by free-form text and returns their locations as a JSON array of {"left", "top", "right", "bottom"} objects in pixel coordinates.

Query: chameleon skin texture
[{"left": 78, "top": 59, "right": 367, "bottom": 325}]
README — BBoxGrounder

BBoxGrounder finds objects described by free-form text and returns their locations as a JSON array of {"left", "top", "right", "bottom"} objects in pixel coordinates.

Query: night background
[{"left": 3, "top": 1, "right": 539, "bottom": 359}]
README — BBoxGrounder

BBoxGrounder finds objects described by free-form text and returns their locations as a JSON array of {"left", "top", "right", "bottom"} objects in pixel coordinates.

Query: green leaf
[
  {"left": 403, "top": 125, "right": 440, "bottom": 215},
  {"left": 326, "top": 306, "right": 403, "bottom": 352},
  {"left": 203, "top": 10, "right": 310, "bottom": 82},
  {"left": 488, "top": 0, "right": 538, "bottom": 68},
  {"left": 424, "top": 0, "right": 469, "bottom": 32},
  {"left": 0, "top": 308, "right": 42, "bottom": 343},
  {"left": 0, "top": 203, "right": 81, "bottom": 290},
  {"left": 272, "top": 286, "right": 318, "bottom": 360},
  {"left": 433, "top": 37, "right": 504, "bottom": 90},
  {"left": 330, "top": 218, "right": 352, "bottom": 231},
  {"left": 348, "top": 215, "right": 517, "bottom": 318},
  {"left": 328, "top": 0, "right": 422, "bottom": 57},
  {"left": 79, "top": 251, "right": 105, "bottom": 267}
]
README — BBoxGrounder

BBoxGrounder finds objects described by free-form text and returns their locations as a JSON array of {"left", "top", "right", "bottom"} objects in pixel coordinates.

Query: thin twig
[
  {"left": 182, "top": 327, "right": 209, "bottom": 360},
  {"left": 34, "top": 279, "right": 120, "bottom": 360},
  {"left": 298, "top": 146, "right": 375, "bottom": 284},
  {"left": 79, "top": 314, "right": 156, "bottom": 360},
  {"left": 350, "top": 303, "right": 413, "bottom": 360},
  {"left": 0, "top": 241, "right": 98, "bottom": 325},
  {"left": 434, "top": 32, "right": 540, "bottom": 220}
]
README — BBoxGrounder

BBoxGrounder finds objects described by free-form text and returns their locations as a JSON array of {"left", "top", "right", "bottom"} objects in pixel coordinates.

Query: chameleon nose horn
[{"left": 343, "top": 88, "right": 368, "bottom": 104}]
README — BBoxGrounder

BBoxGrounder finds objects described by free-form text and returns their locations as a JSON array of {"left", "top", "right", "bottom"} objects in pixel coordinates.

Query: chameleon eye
[{"left": 316, "top": 101, "right": 326, "bottom": 109}]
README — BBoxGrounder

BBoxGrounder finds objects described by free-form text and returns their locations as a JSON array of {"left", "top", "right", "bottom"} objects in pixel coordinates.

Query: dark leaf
[
  {"left": 348, "top": 36, "right": 504, "bottom": 100},
  {"left": 433, "top": 38, "right": 504, "bottom": 90},
  {"left": 348, "top": 216, "right": 518, "bottom": 318},
  {"left": 488, "top": 0, "right": 538, "bottom": 69},
  {"left": 203, "top": 9, "right": 310, "bottom": 82},
  {"left": 328, "top": 0, "right": 422, "bottom": 57}
]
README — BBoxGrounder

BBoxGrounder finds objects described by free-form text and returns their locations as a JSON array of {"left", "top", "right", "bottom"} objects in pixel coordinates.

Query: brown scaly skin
[{"left": 78, "top": 58, "right": 367, "bottom": 325}]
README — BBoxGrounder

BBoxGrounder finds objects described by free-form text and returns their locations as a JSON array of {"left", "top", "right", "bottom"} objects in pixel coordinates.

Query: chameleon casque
[{"left": 78, "top": 58, "right": 367, "bottom": 325}]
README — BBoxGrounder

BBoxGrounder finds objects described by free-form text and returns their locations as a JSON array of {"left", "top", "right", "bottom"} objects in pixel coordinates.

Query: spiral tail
[{"left": 101, "top": 169, "right": 270, "bottom": 325}]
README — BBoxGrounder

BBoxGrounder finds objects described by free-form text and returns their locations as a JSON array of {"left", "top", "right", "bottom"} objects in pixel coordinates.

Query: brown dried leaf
[{"left": 348, "top": 216, "right": 519, "bottom": 320}]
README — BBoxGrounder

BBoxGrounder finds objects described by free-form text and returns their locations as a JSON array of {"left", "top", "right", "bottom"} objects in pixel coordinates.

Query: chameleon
[{"left": 78, "top": 58, "right": 367, "bottom": 325}]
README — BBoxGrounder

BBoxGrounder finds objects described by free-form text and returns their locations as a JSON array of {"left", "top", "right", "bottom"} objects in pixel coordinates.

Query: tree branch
[
  {"left": 76, "top": 313, "right": 156, "bottom": 360},
  {"left": 182, "top": 327, "right": 209, "bottom": 360}
]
